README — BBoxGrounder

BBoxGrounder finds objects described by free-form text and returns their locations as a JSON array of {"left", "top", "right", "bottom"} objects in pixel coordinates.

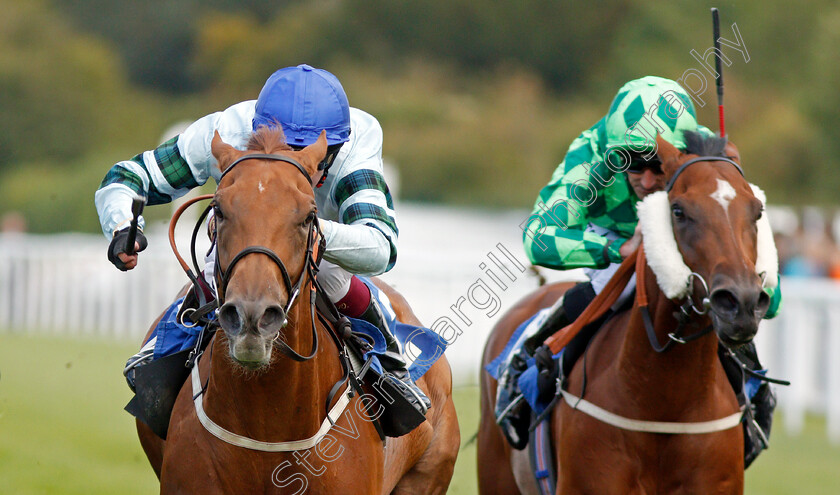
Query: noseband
[{"left": 214, "top": 153, "right": 321, "bottom": 362}]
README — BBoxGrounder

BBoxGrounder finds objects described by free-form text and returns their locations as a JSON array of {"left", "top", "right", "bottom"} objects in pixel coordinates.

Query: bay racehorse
[
  {"left": 135, "top": 127, "right": 459, "bottom": 493},
  {"left": 478, "top": 134, "right": 776, "bottom": 494}
]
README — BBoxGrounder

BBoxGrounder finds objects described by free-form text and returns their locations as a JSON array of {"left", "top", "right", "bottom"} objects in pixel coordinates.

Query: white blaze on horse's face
[
  {"left": 710, "top": 178, "right": 737, "bottom": 216},
  {"left": 258, "top": 180, "right": 265, "bottom": 194}
]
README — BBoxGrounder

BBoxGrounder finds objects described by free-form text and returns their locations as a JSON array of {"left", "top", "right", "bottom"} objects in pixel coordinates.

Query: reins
[{"left": 635, "top": 250, "right": 713, "bottom": 353}]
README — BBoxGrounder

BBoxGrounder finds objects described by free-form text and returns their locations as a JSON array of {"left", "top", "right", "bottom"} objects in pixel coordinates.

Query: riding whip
[
  {"left": 712, "top": 8, "right": 725, "bottom": 137},
  {"left": 125, "top": 195, "right": 146, "bottom": 255}
]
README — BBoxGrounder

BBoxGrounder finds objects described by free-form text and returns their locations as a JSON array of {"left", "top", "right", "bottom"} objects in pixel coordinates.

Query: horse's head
[
  {"left": 639, "top": 132, "right": 778, "bottom": 348},
  {"left": 210, "top": 127, "right": 328, "bottom": 369}
]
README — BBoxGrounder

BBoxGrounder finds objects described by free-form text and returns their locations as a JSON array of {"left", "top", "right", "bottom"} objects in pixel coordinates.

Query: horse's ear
[
  {"left": 211, "top": 130, "right": 238, "bottom": 172},
  {"left": 296, "top": 130, "right": 328, "bottom": 176},
  {"left": 656, "top": 134, "right": 683, "bottom": 176},
  {"left": 724, "top": 140, "right": 741, "bottom": 164}
]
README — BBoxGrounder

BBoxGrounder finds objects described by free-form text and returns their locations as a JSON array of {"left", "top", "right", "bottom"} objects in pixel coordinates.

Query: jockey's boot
[
  {"left": 123, "top": 336, "right": 157, "bottom": 392},
  {"left": 734, "top": 341, "right": 777, "bottom": 468},
  {"left": 523, "top": 281, "right": 596, "bottom": 355},
  {"left": 359, "top": 298, "right": 432, "bottom": 415}
]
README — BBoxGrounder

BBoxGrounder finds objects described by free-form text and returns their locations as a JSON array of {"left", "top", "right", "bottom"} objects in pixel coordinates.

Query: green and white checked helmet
[{"left": 604, "top": 76, "right": 698, "bottom": 154}]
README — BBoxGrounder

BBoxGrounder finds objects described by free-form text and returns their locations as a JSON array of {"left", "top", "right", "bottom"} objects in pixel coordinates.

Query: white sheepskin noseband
[{"left": 636, "top": 184, "right": 778, "bottom": 300}]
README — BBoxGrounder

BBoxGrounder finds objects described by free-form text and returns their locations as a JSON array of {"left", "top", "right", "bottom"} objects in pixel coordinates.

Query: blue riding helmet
[{"left": 252, "top": 64, "right": 351, "bottom": 147}]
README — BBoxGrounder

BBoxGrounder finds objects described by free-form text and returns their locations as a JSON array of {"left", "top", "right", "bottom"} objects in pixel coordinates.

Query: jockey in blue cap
[{"left": 95, "top": 64, "right": 430, "bottom": 415}]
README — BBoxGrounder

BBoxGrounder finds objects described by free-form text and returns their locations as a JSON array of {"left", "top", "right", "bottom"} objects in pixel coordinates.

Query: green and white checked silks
[{"left": 522, "top": 76, "right": 780, "bottom": 318}]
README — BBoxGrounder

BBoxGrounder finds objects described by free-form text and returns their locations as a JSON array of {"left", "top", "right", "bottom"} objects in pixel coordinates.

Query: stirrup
[
  {"left": 368, "top": 372, "right": 429, "bottom": 437},
  {"left": 123, "top": 337, "right": 157, "bottom": 391},
  {"left": 390, "top": 374, "right": 431, "bottom": 414}
]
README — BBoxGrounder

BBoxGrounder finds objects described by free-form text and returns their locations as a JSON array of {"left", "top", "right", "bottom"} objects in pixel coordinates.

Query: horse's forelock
[
  {"left": 683, "top": 130, "right": 728, "bottom": 157},
  {"left": 248, "top": 126, "right": 293, "bottom": 154}
]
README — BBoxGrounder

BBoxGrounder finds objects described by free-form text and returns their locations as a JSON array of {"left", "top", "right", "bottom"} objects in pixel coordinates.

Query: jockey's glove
[{"left": 108, "top": 227, "right": 148, "bottom": 271}]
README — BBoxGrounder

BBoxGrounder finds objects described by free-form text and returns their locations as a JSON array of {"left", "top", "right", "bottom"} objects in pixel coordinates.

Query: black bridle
[
  {"left": 171, "top": 152, "right": 371, "bottom": 424},
  {"left": 665, "top": 155, "right": 743, "bottom": 192},
  {"left": 213, "top": 153, "right": 320, "bottom": 362},
  {"left": 640, "top": 154, "right": 745, "bottom": 354}
]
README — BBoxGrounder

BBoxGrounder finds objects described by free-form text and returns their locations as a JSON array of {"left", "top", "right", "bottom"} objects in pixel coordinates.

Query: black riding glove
[{"left": 108, "top": 227, "right": 148, "bottom": 271}]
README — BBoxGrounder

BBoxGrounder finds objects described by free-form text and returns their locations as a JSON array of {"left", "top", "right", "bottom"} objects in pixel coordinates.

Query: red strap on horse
[
  {"left": 635, "top": 247, "right": 649, "bottom": 308},
  {"left": 545, "top": 248, "right": 639, "bottom": 354}
]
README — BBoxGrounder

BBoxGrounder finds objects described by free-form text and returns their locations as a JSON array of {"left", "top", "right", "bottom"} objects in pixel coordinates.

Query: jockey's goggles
[
  {"left": 291, "top": 142, "right": 344, "bottom": 172},
  {"left": 607, "top": 148, "right": 663, "bottom": 174}
]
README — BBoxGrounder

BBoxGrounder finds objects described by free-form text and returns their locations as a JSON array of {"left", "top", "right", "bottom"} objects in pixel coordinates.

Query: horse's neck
[
  {"left": 203, "top": 295, "right": 342, "bottom": 440},
  {"left": 617, "top": 265, "right": 722, "bottom": 401}
]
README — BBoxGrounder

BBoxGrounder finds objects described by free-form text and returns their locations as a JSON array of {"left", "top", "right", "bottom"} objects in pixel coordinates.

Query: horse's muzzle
[
  {"left": 709, "top": 283, "right": 770, "bottom": 347},
  {"left": 219, "top": 298, "right": 287, "bottom": 366},
  {"left": 219, "top": 299, "right": 287, "bottom": 337}
]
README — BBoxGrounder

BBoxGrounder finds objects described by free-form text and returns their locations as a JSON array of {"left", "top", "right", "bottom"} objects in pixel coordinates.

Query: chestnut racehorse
[
  {"left": 135, "top": 127, "right": 459, "bottom": 493},
  {"left": 479, "top": 134, "right": 775, "bottom": 494}
]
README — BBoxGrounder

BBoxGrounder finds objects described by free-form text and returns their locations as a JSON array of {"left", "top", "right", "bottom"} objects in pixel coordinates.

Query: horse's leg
[
  {"left": 135, "top": 282, "right": 193, "bottom": 480},
  {"left": 370, "top": 278, "right": 460, "bottom": 494},
  {"left": 387, "top": 358, "right": 460, "bottom": 495},
  {"left": 478, "top": 282, "right": 573, "bottom": 495},
  {"left": 477, "top": 319, "right": 521, "bottom": 495}
]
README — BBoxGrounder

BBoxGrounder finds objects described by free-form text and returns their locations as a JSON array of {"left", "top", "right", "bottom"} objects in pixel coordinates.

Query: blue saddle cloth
[
  {"left": 342, "top": 277, "right": 448, "bottom": 381},
  {"left": 151, "top": 297, "right": 212, "bottom": 360},
  {"left": 149, "top": 278, "right": 447, "bottom": 381},
  {"left": 486, "top": 308, "right": 561, "bottom": 417}
]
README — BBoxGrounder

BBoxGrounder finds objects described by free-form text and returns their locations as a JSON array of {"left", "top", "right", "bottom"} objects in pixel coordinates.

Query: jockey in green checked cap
[{"left": 520, "top": 75, "right": 781, "bottom": 467}]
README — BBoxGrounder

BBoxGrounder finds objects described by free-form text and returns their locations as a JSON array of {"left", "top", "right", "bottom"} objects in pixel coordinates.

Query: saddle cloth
[{"left": 486, "top": 307, "right": 563, "bottom": 420}]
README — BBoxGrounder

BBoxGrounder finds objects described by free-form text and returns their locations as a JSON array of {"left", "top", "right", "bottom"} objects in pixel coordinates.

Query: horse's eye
[
  {"left": 303, "top": 211, "right": 316, "bottom": 226},
  {"left": 214, "top": 205, "right": 225, "bottom": 222},
  {"left": 672, "top": 204, "right": 685, "bottom": 220},
  {"left": 756, "top": 208, "right": 763, "bottom": 221}
]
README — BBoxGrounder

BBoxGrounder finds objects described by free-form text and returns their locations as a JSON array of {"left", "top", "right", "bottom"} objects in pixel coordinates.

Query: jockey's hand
[
  {"left": 108, "top": 228, "right": 148, "bottom": 271},
  {"left": 619, "top": 224, "right": 643, "bottom": 259}
]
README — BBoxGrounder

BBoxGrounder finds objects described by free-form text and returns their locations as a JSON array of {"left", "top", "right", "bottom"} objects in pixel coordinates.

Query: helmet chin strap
[{"left": 636, "top": 184, "right": 778, "bottom": 300}]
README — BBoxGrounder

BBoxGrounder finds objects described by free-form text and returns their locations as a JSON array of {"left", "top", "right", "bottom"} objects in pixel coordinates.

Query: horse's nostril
[
  {"left": 260, "top": 305, "right": 286, "bottom": 329},
  {"left": 756, "top": 290, "right": 771, "bottom": 316},
  {"left": 710, "top": 289, "right": 738, "bottom": 316},
  {"left": 219, "top": 303, "right": 243, "bottom": 334}
]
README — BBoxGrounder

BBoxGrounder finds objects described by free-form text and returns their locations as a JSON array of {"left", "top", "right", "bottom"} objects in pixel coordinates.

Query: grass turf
[{"left": 1, "top": 333, "right": 838, "bottom": 494}]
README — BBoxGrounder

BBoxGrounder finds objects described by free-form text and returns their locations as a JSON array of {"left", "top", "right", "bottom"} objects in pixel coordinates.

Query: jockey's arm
[
  {"left": 94, "top": 101, "right": 254, "bottom": 240},
  {"left": 523, "top": 129, "right": 629, "bottom": 271},
  {"left": 319, "top": 110, "right": 397, "bottom": 277}
]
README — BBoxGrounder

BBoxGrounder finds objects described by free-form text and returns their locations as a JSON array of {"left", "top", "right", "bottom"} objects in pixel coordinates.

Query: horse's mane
[
  {"left": 683, "top": 130, "right": 728, "bottom": 157},
  {"left": 248, "top": 125, "right": 293, "bottom": 154}
]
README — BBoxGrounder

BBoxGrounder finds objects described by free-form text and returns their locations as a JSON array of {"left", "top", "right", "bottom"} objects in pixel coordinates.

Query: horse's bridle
[
  {"left": 665, "top": 155, "right": 743, "bottom": 192},
  {"left": 213, "top": 153, "right": 321, "bottom": 362},
  {"left": 644, "top": 154, "right": 744, "bottom": 352}
]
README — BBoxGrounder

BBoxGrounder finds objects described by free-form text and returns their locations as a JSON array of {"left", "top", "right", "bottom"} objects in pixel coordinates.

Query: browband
[
  {"left": 666, "top": 155, "right": 743, "bottom": 192},
  {"left": 219, "top": 153, "right": 311, "bottom": 184}
]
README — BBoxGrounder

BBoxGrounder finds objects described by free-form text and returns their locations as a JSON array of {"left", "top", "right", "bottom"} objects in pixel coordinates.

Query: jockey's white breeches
[{"left": 584, "top": 224, "right": 636, "bottom": 308}]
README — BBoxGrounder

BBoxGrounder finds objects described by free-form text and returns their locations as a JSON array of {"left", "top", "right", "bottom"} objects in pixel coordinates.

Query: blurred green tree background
[{"left": 1, "top": 0, "right": 836, "bottom": 233}]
